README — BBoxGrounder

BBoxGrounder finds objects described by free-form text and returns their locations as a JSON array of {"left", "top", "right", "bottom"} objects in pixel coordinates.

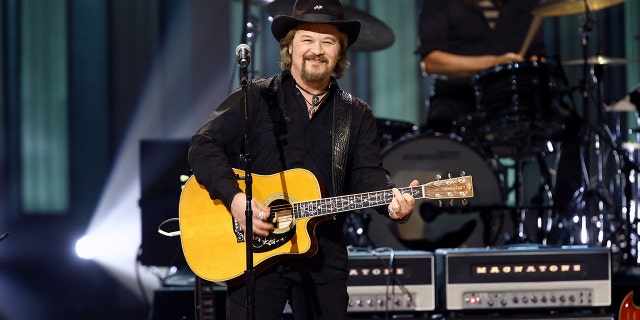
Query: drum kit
[
  {"left": 357, "top": 0, "right": 639, "bottom": 270},
  {"left": 234, "top": 0, "right": 639, "bottom": 268}
]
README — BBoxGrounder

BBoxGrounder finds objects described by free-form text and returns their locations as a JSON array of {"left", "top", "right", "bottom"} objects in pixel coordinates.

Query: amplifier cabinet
[
  {"left": 346, "top": 250, "right": 435, "bottom": 313},
  {"left": 435, "top": 245, "right": 611, "bottom": 311}
]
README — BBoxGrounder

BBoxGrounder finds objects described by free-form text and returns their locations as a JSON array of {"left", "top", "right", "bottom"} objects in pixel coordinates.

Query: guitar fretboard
[{"left": 293, "top": 186, "right": 424, "bottom": 219}]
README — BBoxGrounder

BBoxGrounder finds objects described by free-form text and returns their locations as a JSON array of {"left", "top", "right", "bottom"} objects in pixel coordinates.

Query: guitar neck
[{"left": 293, "top": 176, "right": 471, "bottom": 219}]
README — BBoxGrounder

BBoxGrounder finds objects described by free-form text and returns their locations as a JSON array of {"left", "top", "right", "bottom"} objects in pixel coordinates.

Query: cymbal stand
[
  {"left": 505, "top": 146, "right": 555, "bottom": 245},
  {"left": 568, "top": 2, "right": 616, "bottom": 246}
]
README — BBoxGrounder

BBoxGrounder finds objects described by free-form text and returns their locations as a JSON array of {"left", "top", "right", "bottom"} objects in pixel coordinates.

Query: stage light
[
  {"left": 75, "top": 235, "right": 94, "bottom": 260},
  {"left": 77, "top": 0, "right": 232, "bottom": 300}
]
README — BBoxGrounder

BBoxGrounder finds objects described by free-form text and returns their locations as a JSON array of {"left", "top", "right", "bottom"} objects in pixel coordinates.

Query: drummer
[{"left": 416, "top": 0, "right": 546, "bottom": 135}]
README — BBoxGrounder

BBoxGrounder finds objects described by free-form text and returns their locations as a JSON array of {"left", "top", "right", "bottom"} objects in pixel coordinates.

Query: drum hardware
[
  {"left": 527, "top": 0, "right": 635, "bottom": 259},
  {"left": 472, "top": 59, "right": 568, "bottom": 244},
  {"left": 528, "top": 0, "right": 627, "bottom": 253},
  {"left": 621, "top": 143, "right": 640, "bottom": 266},
  {"left": 499, "top": 150, "right": 559, "bottom": 245},
  {"left": 344, "top": 210, "right": 374, "bottom": 248}
]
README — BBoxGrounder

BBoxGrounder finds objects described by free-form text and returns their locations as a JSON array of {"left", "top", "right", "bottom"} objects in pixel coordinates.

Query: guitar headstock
[{"left": 423, "top": 173, "right": 474, "bottom": 206}]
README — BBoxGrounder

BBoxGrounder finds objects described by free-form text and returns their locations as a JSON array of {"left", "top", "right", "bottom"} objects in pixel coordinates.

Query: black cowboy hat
[{"left": 270, "top": 0, "right": 361, "bottom": 47}]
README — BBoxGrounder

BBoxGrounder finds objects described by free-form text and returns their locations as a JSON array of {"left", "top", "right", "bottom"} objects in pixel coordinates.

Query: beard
[{"left": 300, "top": 55, "right": 331, "bottom": 85}]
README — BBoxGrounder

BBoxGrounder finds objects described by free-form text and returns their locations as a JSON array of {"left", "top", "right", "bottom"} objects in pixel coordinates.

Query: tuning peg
[
  {"left": 435, "top": 174, "right": 442, "bottom": 180},
  {"left": 460, "top": 171, "right": 466, "bottom": 177},
  {"left": 438, "top": 200, "right": 443, "bottom": 208},
  {"left": 448, "top": 173, "right": 452, "bottom": 179},
  {"left": 461, "top": 199, "right": 468, "bottom": 206},
  {"left": 449, "top": 199, "right": 454, "bottom": 206}
]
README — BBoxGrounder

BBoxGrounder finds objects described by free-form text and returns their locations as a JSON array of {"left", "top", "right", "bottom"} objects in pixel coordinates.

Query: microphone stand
[
  {"left": 238, "top": 1, "right": 256, "bottom": 318},
  {"left": 238, "top": 52, "right": 256, "bottom": 320}
]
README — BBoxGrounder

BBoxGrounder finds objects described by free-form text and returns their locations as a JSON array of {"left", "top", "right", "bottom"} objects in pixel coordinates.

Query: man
[
  {"left": 187, "top": 0, "right": 417, "bottom": 319},
  {"left": 416, "top": 0, "right": 582, "bottom": 243},
  {"left": 417, "top": 0, "right": 547, "bottom": 135}
]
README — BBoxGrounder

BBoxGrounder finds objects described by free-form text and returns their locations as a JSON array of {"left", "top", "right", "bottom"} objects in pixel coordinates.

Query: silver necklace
[{"left": 296, "top": 84, "right": 328, "bottom": 116}]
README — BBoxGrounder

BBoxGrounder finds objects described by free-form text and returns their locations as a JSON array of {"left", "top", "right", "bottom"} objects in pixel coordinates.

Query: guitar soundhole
[{"left": 252, "top": 199, "right": 296, "bottom": 253}]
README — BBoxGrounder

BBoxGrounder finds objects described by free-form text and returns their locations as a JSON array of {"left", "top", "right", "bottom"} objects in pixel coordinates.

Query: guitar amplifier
[
  {"left": 435, "top": 245, "right": 611, "bottom": 312},
  {"left": 346, "top": 250, "right": 435, "bottom": 313}
]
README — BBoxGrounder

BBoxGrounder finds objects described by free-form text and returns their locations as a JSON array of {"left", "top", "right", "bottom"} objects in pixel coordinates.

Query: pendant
[{"left": 312, "top": 95, "right": 319, "bottom": 106}]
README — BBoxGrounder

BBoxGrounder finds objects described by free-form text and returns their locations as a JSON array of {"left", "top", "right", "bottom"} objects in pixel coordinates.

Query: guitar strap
[{"left": 331, "top": 90, "right": 352, "bottom": 196}]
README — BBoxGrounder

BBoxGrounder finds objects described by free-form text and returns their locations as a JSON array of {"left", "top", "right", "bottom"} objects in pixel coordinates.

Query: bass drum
[{"left": 368, "top": 134, "right": 509, "bottom": 251}]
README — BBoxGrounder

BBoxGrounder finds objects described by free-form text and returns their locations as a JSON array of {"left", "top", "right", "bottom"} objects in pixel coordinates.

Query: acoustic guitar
[{"left": 179, "top": 168, "right": 473, "bottom": 285}]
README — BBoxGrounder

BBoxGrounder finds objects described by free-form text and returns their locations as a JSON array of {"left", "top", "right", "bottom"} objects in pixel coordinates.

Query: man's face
[{"left": 288, "top": 23, "right": 341, "bottom": 86}]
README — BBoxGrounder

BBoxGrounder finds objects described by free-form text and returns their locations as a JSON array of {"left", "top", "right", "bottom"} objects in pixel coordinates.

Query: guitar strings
[{"left": 259, "top": 186, "right": 423, "bottom": 214}]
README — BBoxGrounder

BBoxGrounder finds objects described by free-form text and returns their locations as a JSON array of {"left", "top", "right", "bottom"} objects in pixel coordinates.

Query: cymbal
[
  {"left": 563, "top": 55, "right": 630, "bottom": 66},
  {"left": 232, "top": 0, "right": 274, "bottom": 5},
  {"left": 605, "top": 96, "right": 636, "bottom": 112},
  {"left": 532, "top": 0, "right": 624, "bottom": 17},
  {"left": 266, "top": 0, "right": 395, "bottom": 51}
]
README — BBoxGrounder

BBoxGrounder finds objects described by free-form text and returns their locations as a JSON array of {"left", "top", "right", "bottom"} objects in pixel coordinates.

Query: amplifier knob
[
  {"left": 512, "top": 297, "right": 519, "bottom": 304},
  {"left": 540, "top": 296, "right": 547, "bottom": 303},
  {"left": 531, "top": 296, "right": 538, "bottom": 303},
  {"left": 569, "top": 295, "right": 576, "bottom": 303},
  {"left": 356, "top": 300, "right": 363, "bottom": 306},
  {"left": 522, "top": 296, "right": 528, "bottom": 304},
  {"left": 550, "top": 296, "right": 557, "bottom": 303},
  {"left": 367, "top": 299, "right": 373, "bottom": 306},
  {"left": 487, "top": 299, "right": 494, "bottom": 307},
  {"left": 500, "top": 299, "right": 507, "bottom": 307},
  {"left": 559, "top": 296, "right": 566, "bottom": 303}
]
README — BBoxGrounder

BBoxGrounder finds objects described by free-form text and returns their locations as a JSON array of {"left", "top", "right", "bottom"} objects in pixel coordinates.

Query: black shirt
[
  {"left": 188, "top": 71, "right": 393, "bottom": 280},
  {"left": 416, "top": 0, "right": 546, "bottom": 132}
]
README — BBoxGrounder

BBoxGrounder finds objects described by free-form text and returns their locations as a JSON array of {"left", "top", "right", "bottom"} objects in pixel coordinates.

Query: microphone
[{"left": 236, "top": 44, "right": 251, "bottom": 68}]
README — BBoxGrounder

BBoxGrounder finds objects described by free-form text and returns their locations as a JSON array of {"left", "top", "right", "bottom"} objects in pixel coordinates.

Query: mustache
[{"left": 303, "top": 54, "right": 328, "bottom": 63}]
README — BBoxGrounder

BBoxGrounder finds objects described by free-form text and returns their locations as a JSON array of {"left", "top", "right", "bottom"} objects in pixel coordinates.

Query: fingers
[
  {"left": 388, "top": 182, "right": 419, "bottom": 220},
  {"left": 230, "top": 194, "right": 274, "bottom": 238},
  {"left": 251, "top": 206, "right": 273, "bottom": 237},
  {"left": 500, "top": 52, "right": 524, "bottom": 65}
]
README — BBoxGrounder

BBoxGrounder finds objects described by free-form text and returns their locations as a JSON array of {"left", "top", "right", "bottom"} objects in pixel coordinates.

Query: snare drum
[
  {"left": 474, "top": 61, "right": 564, "bottom": 155},
  {"left": 367, "top": 134, "right": 509, "bottom": 250}
]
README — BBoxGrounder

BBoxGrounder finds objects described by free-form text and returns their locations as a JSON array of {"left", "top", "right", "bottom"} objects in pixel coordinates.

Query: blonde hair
[{"left": 278, "top": 27, "right": 350, "bottom": 79}]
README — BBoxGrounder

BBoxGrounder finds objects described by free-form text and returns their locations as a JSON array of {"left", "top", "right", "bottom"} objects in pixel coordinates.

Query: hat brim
[{"left": 271, "top": 15, "right": 361, "bottom": 47}]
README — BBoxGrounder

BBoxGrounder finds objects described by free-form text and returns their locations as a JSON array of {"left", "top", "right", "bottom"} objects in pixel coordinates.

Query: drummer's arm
[{"left": 420, "top": 50, "right": 524, "bottom": 79}]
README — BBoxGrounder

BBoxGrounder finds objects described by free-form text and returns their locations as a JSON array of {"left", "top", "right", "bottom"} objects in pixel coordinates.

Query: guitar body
[
  {"left": 179, "top": 168, "right": 322, "bottom": 285},
  {"left": 619, "top": 291, "right": 640, "bottom": 320}
]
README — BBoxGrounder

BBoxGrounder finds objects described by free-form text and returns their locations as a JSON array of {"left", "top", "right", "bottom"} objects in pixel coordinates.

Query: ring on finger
[{"left": 258, "top": 211, "right": 264, "bottom": 220}]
